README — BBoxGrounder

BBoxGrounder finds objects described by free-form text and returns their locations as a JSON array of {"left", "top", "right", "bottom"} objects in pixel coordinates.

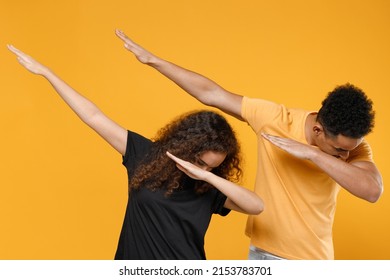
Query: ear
[{"left": 313, "top": 124, "right": 324, "bottom": 136}]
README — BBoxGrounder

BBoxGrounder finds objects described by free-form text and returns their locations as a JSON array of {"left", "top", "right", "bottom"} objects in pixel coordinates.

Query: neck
[{"left": 305, "top": 113, "right": 318, "bottom": 145}]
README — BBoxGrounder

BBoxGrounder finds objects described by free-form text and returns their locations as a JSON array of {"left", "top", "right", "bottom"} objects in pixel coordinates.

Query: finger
[
  {"left": 8, "top": 45, "right": 24, "bottom": 57},
  {"left": 7, "top": 45, "right": 28, "bottom": 59},
  {"left": 115, "top": 29, "right": 126, "bottom": 40},
  {"left": 262, "top": 134, "right": 285, "bottom": 146},
  {"left": 119, "top": 30, "right": 129, "bottom": 39},
  {"left": 166, "top": 151, "right": 182, "bottom": 163},
  {"left": 115, "top": 29, "right": 130, "bottom": 42},
  {"left": 175, "top": 164, "right": 187, "bottom": 173},
  {"left": 166, "top": 151, "right": 175, "bottom": 159},
  {"left": 261, "top": 132, "right": 272, "bottom": 140},
  {"left": 7, "top": 44, "right": 21, "bottom": 55},
  {"left": 261, "top": 132, "right": 275, "bottom": 143}
]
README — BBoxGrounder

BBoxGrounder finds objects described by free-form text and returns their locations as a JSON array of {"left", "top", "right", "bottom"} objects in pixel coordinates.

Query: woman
[{"left": 8, "top": 45, "right": 263, "bottom": 260}]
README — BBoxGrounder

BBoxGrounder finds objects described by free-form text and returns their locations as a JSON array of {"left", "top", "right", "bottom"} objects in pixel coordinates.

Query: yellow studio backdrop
[{"left": 0, "top": 0, "right": 389, "bottom": 260}]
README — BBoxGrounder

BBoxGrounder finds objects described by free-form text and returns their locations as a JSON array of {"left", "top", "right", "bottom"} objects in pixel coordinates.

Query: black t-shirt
[{"left": 114, "top": 131, "right": 230, "bottom": 260}]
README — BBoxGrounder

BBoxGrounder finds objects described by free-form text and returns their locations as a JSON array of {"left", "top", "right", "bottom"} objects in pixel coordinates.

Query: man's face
[{"left": 316, "top": 133, "right": 363, "bottom": 161}]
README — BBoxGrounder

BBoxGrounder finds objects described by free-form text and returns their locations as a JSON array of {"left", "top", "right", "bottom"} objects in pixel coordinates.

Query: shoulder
[
  {"left": 242, "top": 97, "right": 309, "bottom": 133},
  {"left": 123, "top": 130, "right": 153, "bottom": 166},
  {"left": 127, "top": 130, "right": 151, "bottom": 146}
]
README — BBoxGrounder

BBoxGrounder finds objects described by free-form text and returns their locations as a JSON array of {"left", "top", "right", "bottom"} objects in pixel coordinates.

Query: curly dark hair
[
  {"left": 316, "top": 83, "right": 375, "bottom": 138},
  {"left": 129, "top": 110, "right": 242, "bottom": 195}
]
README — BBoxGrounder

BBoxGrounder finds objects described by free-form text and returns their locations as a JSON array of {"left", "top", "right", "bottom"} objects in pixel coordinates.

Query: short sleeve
[
  {"left": 241, "top": 97, "right": 286, "bottom": 134},
  {"left": 122, "top": 130, "right": 152, "bottom": 171},
  {"left": 347, "top": 140, "right": 373, "bottom": 163},
  {"left": 212, "top": 191, "right": 231, "bottom": 216}
]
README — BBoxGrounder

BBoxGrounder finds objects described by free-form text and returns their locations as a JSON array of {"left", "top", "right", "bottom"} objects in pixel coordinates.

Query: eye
[
  {"left": 335, "top": 147, "right": 349, "bottom": 153},
  {"left": 195, "top": 158, "right": 207, "bottom": 167}
]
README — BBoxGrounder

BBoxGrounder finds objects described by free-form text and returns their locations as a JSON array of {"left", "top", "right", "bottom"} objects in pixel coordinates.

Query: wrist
[
  {"left": 202, "top": 170, "right": 214, "bottom": 183},
  {"left": 308, "top": 146, "right": 324, "bottom": 162},
  {"left": 41, "top": 67, "right": 54, "bottom": 78},
  {"left": 147, "top": 55, "right": 164, "bottom": 67}
]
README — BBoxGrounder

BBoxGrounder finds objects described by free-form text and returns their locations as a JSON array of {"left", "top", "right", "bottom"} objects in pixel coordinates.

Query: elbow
[
  {"left": 253, "top": 206, "right": 264, "bottom": 215},
  {"left": 83, "top": 109, "right": 103, "bottom": 127},
  {"left": 365, "top": 179, "right": 384, "bottom": 203},
  {"left": 249, "top": 199, "right": 265, "bottom": 215},
  {"left": 198, "top": 87, "right": 223, "bottom": 107},
  {"left": 367, "top": 184, "right": 383, "bottom": 203},
  {"left": 197, "top": 93, "right": 215, "bottom": 107},
  {"left": 367, "top": 195, "right": 381, "bottom": 204}
]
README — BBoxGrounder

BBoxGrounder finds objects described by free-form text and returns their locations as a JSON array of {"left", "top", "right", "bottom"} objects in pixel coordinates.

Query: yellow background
[{"left": 0, "top": 0, "right": 389, "bottom": 260}]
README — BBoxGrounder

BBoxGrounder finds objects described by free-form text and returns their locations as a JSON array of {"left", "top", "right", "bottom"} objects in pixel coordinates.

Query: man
[{"left": 115, "top": 29, "right": 383, "bottom": 260}]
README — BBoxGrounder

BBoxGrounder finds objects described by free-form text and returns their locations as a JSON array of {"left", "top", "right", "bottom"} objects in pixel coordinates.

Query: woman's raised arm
[{"left": 8, "top": 45, "right": 128, "bottom": 155}]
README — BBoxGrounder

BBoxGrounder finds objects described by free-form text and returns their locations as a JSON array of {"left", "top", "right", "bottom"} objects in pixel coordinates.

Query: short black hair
[{"left": 317, "top": 83, "right": 375, "bottom": 138}]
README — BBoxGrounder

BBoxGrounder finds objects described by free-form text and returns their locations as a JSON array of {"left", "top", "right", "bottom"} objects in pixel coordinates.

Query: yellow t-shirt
[{"left": 241, "top": 97, "right": 373, "bottom": 260}]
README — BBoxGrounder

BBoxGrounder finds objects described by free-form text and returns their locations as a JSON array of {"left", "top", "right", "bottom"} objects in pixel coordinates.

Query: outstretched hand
[
  {"left": 166, "top": 151, "right": 207, "bottom": 181},
  {"left": 7, "top": 45, "right": 49, "bottom": 75},
  {"left": 115, "top": 29, "right": 156, "bottom": 64},
  {"left": 261, "top": 132, "right": 316, "bottom": 160}
]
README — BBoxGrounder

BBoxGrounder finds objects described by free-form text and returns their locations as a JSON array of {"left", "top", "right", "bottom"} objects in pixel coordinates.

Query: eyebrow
[{"left": 197, "top": 158, "right": 215, "bottom": 169}]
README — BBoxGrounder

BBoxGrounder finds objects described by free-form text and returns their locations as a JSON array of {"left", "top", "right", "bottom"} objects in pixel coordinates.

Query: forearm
[
  {"left": 204, "top": 172, "right": 264, "bottom": 215},
  {"left": 310, "top": 149, "right": 383, "bottom": 202},
  {"left": 146, "top": 56, "right": 222, "bottom": 106},
  {"left": 116, "top": 30, "right": 243, "bottom": 118},
  {"left": 8, "top": 44, "right": 127, "bottom": 155},
  {"left": 145, "top": 57, "right": 243, "bottom": 118},
  {"left": 262, "top": 133, "right": 383, "bottom": 202},
  {"left": 42, "top": 69, "right": 102, "bottom": 125},
  {"left": 165, "top": 151, "right": 262, "bottom": 213},
  {"left": 41, "top": 69, "right": 127, "bottom": 154}
]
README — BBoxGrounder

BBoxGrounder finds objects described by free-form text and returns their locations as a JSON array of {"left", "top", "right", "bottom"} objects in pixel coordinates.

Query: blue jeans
[{"left": 248, "top": 245, "right": 284, "bottom": 260}]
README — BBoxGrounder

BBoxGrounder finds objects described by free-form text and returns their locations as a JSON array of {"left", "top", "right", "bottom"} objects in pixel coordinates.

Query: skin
[
  {"left": 115, "top": 29, "right": 383, "bottom": 203},
  {"left": 7, "top": 44, "right": 264, "bottom": 215},
  {"left": 167, "top": 151, "right": 264, "bottom": 214}
]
